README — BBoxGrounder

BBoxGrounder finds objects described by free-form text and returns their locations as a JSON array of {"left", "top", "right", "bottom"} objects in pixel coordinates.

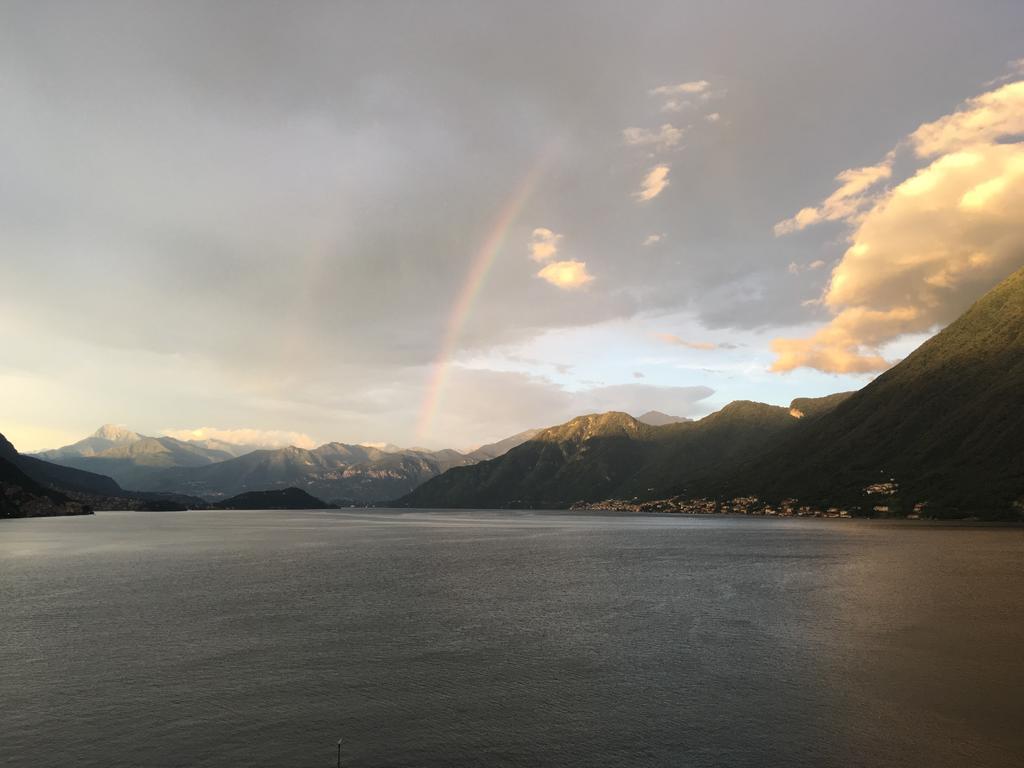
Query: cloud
[
  {"left": 649, "top": 80, "right": 721, "bottom": 112},
  {"left": 705, "top": 112, "right": 721, "bottom": 123},
  {"left": 655, "top": 333, "right": 717, "bottom": 350},
  {"left": 633, "top": 371, "right": 645, "bottom": 379},
  {"left": 622, "top": 123, "right": 683, "bottom": 151},
  {"left": 635, "top": 164, "right": 671, "bottom": 201},
  {"left": 789, "top": 259, "right": 827, "bottom": 274},
  {"left": 642, "top": 233, "right": 664, "bottom": 246},
  {"left": 528, "top": 227, "right": 562, "bottom": 262},
  {"left": 984, "top": 58, "right": 1024, "bottom": 87},
  {"left": 650, "top": 81, "right": 710, "bottom": 97},
  {"left": 774, "top": 152, "right": 896, "bottom": 235},
  {"left": 909, "top": 81, "right": 1024, "bottom": 157},
  {"left": 772, "top": 78, "right": 1024, "bottom": 373},
  {"left": 162, "top": 427, "right": 317, "bottom": 449},
  {"left": 536, "top": 260, "right": 594, "bottom": 289}
]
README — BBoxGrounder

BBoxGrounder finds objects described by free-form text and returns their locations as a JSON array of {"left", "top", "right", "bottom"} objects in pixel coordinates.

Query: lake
[{"left": 2, "top": 510, "right": 1023, "bottom": 767}]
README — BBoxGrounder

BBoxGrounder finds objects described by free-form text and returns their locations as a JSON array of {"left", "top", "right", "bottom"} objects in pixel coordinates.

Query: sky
[{"left": 2, "top": 1, "right": 1023, "bottom": 452}]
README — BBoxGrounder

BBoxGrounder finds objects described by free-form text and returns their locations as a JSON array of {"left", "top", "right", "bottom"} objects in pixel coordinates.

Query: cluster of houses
[
  {"left": 571, "top": 495, "right": 853, "bottom": 518},
  {"left": 569, "top": 474, "right": 936, "bottom": 519}
]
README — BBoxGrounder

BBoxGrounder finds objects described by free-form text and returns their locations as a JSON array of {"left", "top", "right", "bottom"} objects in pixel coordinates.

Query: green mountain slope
[
  {"left": 695, "top": 267, "right": 1024, "bottom": 516},
  {"left": 399, "top": 401, "right": 839, "bottom": 509}
]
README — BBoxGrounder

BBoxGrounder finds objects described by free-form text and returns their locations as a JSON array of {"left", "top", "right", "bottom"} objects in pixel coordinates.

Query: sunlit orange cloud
[
  {"left": 537, "top": 260, "right": 594, "bottom": 289},
  {"left": 635, "top": 164, "right": 670, "bottom": 201},
  {"left": 528, "top": 227, "right": 562, "bottom": 262},
  {"left": 774, "top": 152, "right": 895, "bottom": 235},
  {"left": 771, "top": 76, "right": 1024, "bottom": 373}
]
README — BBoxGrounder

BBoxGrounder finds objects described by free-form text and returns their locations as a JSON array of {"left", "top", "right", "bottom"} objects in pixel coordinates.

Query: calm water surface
[{"left": 2, "top": 510, "right": 1023, "bottom": 767}]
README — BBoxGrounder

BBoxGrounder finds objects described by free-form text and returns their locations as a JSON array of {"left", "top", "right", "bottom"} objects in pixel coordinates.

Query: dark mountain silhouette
[
  {"left": 0, "top": 453, "right": 92, "bottom": 518},
  {"left": 2, "top": 433, "right": 123, "bottom": 497},
  {"left": 211, "top": 487, "right": 333, "bottom": 510}
]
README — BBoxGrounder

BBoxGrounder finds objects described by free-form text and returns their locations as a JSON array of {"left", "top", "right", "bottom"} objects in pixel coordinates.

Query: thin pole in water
[{"left": 337, "top": 738, "right": 343, "bottom": 768}]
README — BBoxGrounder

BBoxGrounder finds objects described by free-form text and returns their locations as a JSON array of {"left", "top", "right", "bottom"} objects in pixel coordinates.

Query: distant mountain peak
[
  {"left": 93, "top": 424, "right": 141, "bottom": 442},
  {"left": 637, "top": 410, "right": 691, "bottom": 426}
]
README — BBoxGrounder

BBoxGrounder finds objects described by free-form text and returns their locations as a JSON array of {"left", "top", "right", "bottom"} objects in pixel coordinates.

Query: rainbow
[{"left": 415, "top": 156, "right": 550, "bottom": 440}]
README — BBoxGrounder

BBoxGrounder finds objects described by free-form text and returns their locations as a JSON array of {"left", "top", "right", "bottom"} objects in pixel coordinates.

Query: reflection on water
[{"left": 2, "top": 510, "right": 1022, "bottom": 767}]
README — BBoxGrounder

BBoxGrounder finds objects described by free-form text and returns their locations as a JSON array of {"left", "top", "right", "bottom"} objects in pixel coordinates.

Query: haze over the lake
[{"left": 2, "top": 1, "right": 1023, "bottom": 452}]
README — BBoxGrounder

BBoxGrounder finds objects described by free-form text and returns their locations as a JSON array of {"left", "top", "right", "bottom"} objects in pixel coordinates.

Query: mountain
[
  {"left": 402, "top": 267, "right": 1024, "bottom": 519},
  {"left": 2, "top": 432, "right": 212, "bottom": 513},
  {"left": 211, "top": 487, "right": 334, "bottom": 510},
  {"left": 33, "top": 422, "right": 538, "bottom": 502},
  {"left": 398, "top": 400, "right": 828, "bottom": 509},
  {"left": 636, "top": 410, "right": 691, "bottom": 426},
  {"left": 136, "top": 442, "right": 478, "bottom": 503},
  {"left": 464, "top": 428, "right": 544, "bottom": 461},
  {"left": 1, "top": 454, "right": 92, "bottom": 518},
  {"left": 691, "top": 267, "right": 1024, "bottom": 517},
  {"left": 36, "top": 425, "right": 241, "bottom": 489}
]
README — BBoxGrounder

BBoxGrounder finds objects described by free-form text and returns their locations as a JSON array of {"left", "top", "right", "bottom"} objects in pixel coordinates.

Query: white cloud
[
  {"left": 528, "top": 227, "right": 562, "bottom": 262},
  {"left": 635, "top": 164, "right": 671, "bottom": 201},
  {"left": 622, "top": 123, "right": 683, "bottom": 151},
  {"left": 705, "top": 112, "right": 721, "bottom": 123},
  {"left": 649, "top": 80, "right": 722, "bottom": 112},
  {"left": 643, "top": 233, "right": 664, "bottom": 246},
  {"left": 650, "top": 80, "right": 710, "bottom": 97},
  {"left": 788, "top": 260, "right": 826, "bottom": 275},
  {"left": 983, "top": 58, "right": 1024, "bottom": 87},
  {"left": 162, "top": 426, "right": 318, "bottom": 449},
  {"left": 536, "top": 259, "right": 594, "bottom": 289},
  {"left": 772, "top": 78, "right": 1024, "bottom": 373}
]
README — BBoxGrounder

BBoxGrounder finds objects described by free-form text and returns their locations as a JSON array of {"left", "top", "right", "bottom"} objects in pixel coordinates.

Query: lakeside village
[{"left": 571, "top": 481, "right": 928, "bottom": 519}]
